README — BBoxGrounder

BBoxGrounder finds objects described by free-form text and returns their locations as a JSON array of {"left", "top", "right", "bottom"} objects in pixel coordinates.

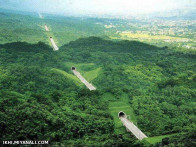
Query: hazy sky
[{"left": 0, "top": 0, "right": 196, "bottom": 16}]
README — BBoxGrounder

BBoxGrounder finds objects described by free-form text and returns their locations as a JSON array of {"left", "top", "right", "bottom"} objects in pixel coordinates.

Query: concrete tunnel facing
[
  {"left": 72, "top": 67, "right": 76, "bottom": 70},
  {"left": 118, "top": 111, "right": 127, "bottom": 118}
]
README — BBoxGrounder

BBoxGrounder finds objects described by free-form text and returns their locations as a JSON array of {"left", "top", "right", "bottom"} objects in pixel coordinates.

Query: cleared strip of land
[
  {"left": 45, "top": 25, "right": 49, "bottom": 31},
  {"left": 50, "top": 37, "right": 59, "bottom": 51},
  {"left": 120, "top": 117, "right": 147, "bottom": 140},
  {"left": 72, "top": 69, "right": 96, "bottom": 91}
]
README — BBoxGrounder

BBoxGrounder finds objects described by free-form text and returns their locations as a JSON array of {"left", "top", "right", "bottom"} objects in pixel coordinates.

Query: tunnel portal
[
  {"left": 118, "top": 111, "right": 127, "bottom": 118},
  {"left": 72, "top": 66, "right": 76, "bottom": 70}
]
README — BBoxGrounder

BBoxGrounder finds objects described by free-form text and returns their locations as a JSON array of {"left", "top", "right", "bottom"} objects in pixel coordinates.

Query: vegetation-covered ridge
[{"left": 0, "top": 37, "right": 195, "bottom": 146}]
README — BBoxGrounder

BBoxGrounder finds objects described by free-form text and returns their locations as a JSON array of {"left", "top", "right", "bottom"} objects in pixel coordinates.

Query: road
[
  {"left": 120, "top": 117, "right": 147, "bottom": 140},
  {"left": 72, "top": 69, "right": 96, "bottom": 91},
  {"left": 50, "top": 37, "right": 59, "bottom": 51},
  {"left": 39, "top": 14, "right": 58, "bottom": 51},
  {"left": 45, "top": 25, "right": 49, "bottom": 31}
]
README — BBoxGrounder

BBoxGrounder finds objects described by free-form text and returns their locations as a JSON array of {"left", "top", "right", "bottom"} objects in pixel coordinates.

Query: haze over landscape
[{"left": 1, "top": 0, "right": 196, "bottom": 16}]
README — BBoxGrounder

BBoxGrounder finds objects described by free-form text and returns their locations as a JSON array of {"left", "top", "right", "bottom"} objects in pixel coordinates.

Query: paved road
[
  {"left": 45, "top": 25, "right": 49, "bottom": 31},
  {"left": 50, "top": 37, "right": 59, "bottom": 51},
  {"left": 120, "top": 117, "right": 147, "bottom": 140},
  {"left": 39, "top": 14, "right": 58, "bottom": 51},
  {"left": 72, "top": 70, "right": 96, "bottom": 91}
]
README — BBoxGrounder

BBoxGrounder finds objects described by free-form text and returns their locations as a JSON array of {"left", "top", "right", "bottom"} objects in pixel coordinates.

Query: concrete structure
[
  {"left": 72, "top": 67, "right": 96, "bottom": 91},
  {"left": 118, "top": 111, "right": 147, "bottom": 140},
  {"left": 45, "top": 24, "right": 49, "bottom": 31},
  {"left": 50, "top": 37, "right": 59, "bottom": 51}
]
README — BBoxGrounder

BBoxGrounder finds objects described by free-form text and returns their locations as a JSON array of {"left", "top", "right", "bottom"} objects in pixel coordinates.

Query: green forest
[{"left": 0, "top": 9, "right": 196, "bottom": 147}]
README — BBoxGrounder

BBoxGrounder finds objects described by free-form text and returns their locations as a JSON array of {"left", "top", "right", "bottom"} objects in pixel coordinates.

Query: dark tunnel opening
[
  {"left": 118, "top": 111, "right": 126, "bottom": 118},
  {"left": 72, "top": 67, "right": 76, "bottom": 70}
]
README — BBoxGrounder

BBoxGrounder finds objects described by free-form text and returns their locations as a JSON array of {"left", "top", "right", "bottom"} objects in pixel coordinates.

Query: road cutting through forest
[
  {"left": 39, "top": 13, "right": 59, "bottom": 51},
  {"left": 119, "top": 112, "right": 147, "bottom": 140},
  {"left": 50, "top": 37, "right": 59, "bottom": 51},
  {"left": 72, "top": 67, "right": 96, "bottom": 91}
]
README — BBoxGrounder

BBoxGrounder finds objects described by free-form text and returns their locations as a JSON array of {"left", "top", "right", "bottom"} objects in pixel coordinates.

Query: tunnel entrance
[
  {"left": 118, "top": 111, "right": 126, "bottom": 118},
  {"left": 72, "top": 67, "right": 76, "bottom": 70}
]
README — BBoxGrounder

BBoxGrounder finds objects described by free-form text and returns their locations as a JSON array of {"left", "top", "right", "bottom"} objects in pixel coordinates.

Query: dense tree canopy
[{"left": 0, "top": 37, "right": 195, "bottom": 146}]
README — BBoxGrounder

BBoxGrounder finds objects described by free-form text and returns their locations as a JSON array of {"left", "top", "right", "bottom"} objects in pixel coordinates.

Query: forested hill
[
  {"left": 0, "top": 37, "right": 195, "bottom": 146},
  {"left": 66, "top": 36, "right": 161, "bottom": 53},
  {"left": 0, "top": 41, "right": 52, "bottom": 53}
]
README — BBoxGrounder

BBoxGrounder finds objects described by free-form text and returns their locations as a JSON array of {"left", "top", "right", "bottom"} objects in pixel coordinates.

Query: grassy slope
[
  {"left": 83, "top": 67, "right": 101, "bottom": 82},
  {"left": 145, "top": 133, "right": 179, "bottom": 144},
  {"left": 51, "top": 68, "right": 83, "bottom": 87},
  {"left": 102, "top": 92, "right": 137, "bottom": 134},
  {"left": 64, "top": 62, "right": 101, "bottom": 82}
]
